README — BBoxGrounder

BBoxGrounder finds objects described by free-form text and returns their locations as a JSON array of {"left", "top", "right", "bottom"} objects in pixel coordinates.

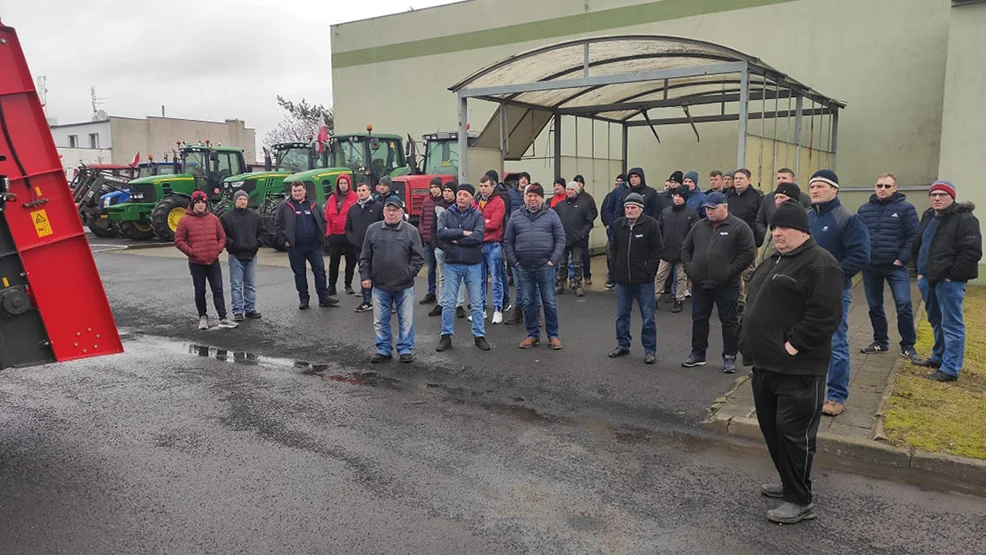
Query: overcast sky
[{"left": 0, "top": 0, "right": 456, "bottom": 152}]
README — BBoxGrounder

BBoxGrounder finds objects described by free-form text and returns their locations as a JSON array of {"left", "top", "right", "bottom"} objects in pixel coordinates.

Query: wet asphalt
[{"left": 0, "top": 244, "right": 983, "bottom": 554}]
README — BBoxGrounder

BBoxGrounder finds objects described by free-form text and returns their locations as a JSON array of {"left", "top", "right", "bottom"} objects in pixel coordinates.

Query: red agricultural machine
[{"left": 0, "top": 18, "right": 123, "bottom": 369}]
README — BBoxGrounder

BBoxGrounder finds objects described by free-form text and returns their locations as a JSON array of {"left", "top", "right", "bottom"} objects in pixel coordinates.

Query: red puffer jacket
[
  {"left": 475, "top": 193, "right": 506, "bottom": 243},
  {"left": 324, "top": 190, "right": 358, "bottom": 237},
  {"left": 175, "top": 208, "right": 226, "bottom": 265}
]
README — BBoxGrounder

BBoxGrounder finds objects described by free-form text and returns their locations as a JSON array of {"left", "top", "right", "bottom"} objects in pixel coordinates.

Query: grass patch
[{"left": 883, "top": 286, "right": 986, "bottom": 459}]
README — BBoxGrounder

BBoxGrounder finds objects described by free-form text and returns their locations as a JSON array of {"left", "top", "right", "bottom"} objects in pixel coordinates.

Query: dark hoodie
[{"left": 612, "top": 167, "right": 662, "bottom": 219}]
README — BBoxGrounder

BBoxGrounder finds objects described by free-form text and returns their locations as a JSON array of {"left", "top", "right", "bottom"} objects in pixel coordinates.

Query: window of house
[
  {"left": 89, "top": 133, "right": 99, "bottom": 149},
  {"left": 68, "top": 135, "right": 78, "bottom": 148}
]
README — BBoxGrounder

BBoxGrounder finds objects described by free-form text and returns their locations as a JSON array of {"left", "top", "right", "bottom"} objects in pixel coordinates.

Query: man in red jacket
[
  {"left": 475, "top": 173, "right": 507, "bottom": 324},
  {"left": 417, "top": 177, "right": 443, "bottom": 305},
  {"left": 174, "top": 190, "right": 238, "bottom": 330},
  {"left": 324, "top": 174, "right": 358, "bottom": 296}
]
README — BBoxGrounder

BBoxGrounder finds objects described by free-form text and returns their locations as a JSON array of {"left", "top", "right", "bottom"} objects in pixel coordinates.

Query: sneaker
[
  {"left": 681, "top": 353, "right": 707, "bottom": 367},
  {"left": 671, "top": 300, "right": 683, "bottom": 313},
  {"left": 644, "top": 352, "right": 657, "bottom": 364},
  {"left": 925, "top": 370, "right": 957, "bottom": 382},
  {"left": 901, "top": 348, "right": 923, "bottom": 365},
  {"left": 467, "top": 310, "right": 487, "bottom": 322},
  {"left": 370, "top": 353, "right": 392, "bottom": 363},
  {"left": 233, "top": 313, "right": 245, "bottom": 322},
  {"left": 399, "top": 353, "right": 413, "bottom": 363},
  {"left": 608, "top": 347, "right": 630, "bottom": 358},
  {"left": 821, "top": 400, "right": 845, "bottom": 416},
  {"left": 299, "top": 300, "right": 310, "bottom": 310},
  {"left": 860, "top": 342, "right": 889, "bottom": 354},
  {"left": 492, "top": 310, "right": 503, "bottom": 324},
  {"left": 766, "top": 502, "right": 816, "bottom": 524},
  {"left": 760, "top": 483, "right": 784, "bottom": 499},
  {"left": 604, "top": 280, "right": 615, "bottom": 290},
  {"left": 428, "top": 305, "right": 442, "bottom": 317},
  {"left": 198, "top": 316, "right": 209, "bottom": 330},
  {"left": 584, "top": 276, "right": 592, "bottom": 285},
  {"left": 245, "top": 311, "right": 262, "bottom": 319},
  {"left": 456, "top": 306, "right": 466, "bottom": 319},
  {"left": 319, "top": 296, "right": 340, "bottom": 307},
  {"left": 519, "top": 337, "right": 539, "bottom": 349},
  {"left": 345, "top": 285, "right": 355, "bottom": 295},
  {"left": 575, "top": 287, "right": 584, "bottom": 297},
  {"left": 217, "top": 318, "right": 238, "bottom": 329},
  {"left": 723, "top": 355, "right": 737, "bottom": 374},
  {"left": 549, "top": 337, "right": 563, "bottom": 350},
  {"left": 354, "top": 302, "right": 372, "bottom": 313},
  {"left": 474, "top": 336, "right": 491, "bottom": 351},
  {"left": 420, "top": 293, "right": 436, "bottom": 305},
  {"left": 436, "top": 335, "right": 452, "bottom": 352}
]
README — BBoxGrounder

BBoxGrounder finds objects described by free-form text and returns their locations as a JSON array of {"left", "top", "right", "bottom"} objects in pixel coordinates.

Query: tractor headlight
[{"left": 228, "top": 181, "right": 245, "bottom": 189}]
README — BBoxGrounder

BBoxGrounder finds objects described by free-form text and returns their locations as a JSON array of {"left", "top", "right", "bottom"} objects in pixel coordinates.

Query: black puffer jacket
[
  {"left": 345, "top": 198, "right": 384, "bottom": 251},
  {"left": 912, "top": 202, "right": 982, "bottom": 284},
  {"left": 612, "top": 167, "right": 663, "bottom": 219},
  {"left": 657, "top": 203, "right": 698, "bottom": 262},
  {"left": 681, "top": 214, "right": 756, "bottom": 289},
  {"left": 727, "top": 185, "right": 765, "bottom": 246},
  {"left": 607, "top": 215, "right": 664, "bottom": 285},
  {"left": 220, "top": 207, "right": 264, "bottom": 260}
]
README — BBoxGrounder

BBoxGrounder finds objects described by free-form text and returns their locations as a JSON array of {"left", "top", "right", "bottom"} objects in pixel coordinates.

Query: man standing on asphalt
[
  {"left": 912, "top": 180, "right": 982, "bottom": 382},
  {"left": 706, "top": 170, "right": 725, "bottom": 195},
  {"left": 807, "top": 169, "right": 871, "bottom": 416},
  {"left": 554, "top": 181, "right": 594, "bottom": 297},
  {"left": 727, "top": 168, "right": 765, "bottom": 311},
  {"left": 220, "top": 189, "right": 264, "bottom": 322},
  {"left": 722, "top": 171, "right": 735, "bottom": 194},
  {"left": 856, "top": 173, "right": 922, "bottom": 362},
  {"left": 607, "top": 193, "right": 664, "bottom": 364},
  {"left": 360, "top": 197, "right": 425, "bottom": 364},
  {"left": 436, "top": 183, "right": 491, "bottom": 352},
  {"left": 345, "top": 182, "right": 384, "bottom": 313},
  {"left": 175, "top": 190, "right": 238, "bottom": 330},
  {"left": 774, "top": 168, "right": 812, "bottom": 207},
  {"left": 573, "top": 174, "right": 598, "bottom": 285},
  {"left": 756, "top": 182, "right": 802, "bottom": 265},
  {"left": 681, "top": 192, "right": 756, "bottom": 373},
  {"left": 612, "top": 167, "right": 662, "bottom": 219},
  {"left": 601, "top": 173, "right": 627, "bottom": 290},
  {"left": 476, "top": 173, "right": 508, "bottom": 324},
  {"left": 504, "top": 183, "right": 566, "bottom": 350},
  {"left": 682, "top": 171, "right": 708, "bottom": 218},
  {"left": 741, "top": 201, "right": 844, "bottom": 525},
  {"left": 324, "top": 174, "right": 358, "bottom": 297},
  {"left": 275, "top": 182, "right": 339, "bottom": 310},
  {"left": 655, "top": 187, "right": 698, "bottom": 313},
  {"left": 550, "top": 178, "right": 567, "bottom": 209},
  {"left": 417, "top": 177, "right": 443, "bottom": 305},
  {"left": 432, "top": 182, "right": 466, "bottom": 319}
]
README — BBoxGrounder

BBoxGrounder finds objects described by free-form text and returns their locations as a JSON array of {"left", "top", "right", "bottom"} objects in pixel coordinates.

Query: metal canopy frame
[{"left": 449, "top": 35, "right": 845, "bottom": 183}]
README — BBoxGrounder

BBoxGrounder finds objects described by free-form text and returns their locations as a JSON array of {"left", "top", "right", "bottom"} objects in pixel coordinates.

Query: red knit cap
[{"left": 929, "top": 180, "right": 956, "bottom": 199}]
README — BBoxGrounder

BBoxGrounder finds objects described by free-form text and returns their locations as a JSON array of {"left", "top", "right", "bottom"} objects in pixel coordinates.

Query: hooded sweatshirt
[{"left": 612, "top": 167, "right": 662, "bottom": 219}]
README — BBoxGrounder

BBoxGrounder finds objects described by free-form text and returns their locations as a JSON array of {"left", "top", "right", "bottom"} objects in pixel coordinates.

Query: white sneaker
[
  {"left": 492, "top": 310, "right": 503, "bottom": 324},
  {"left": 467, "top": 310, "right": 488, "bottom": 322},
  {"left": 198, "top": 316, "right": 209, "bottom": 330},
  {"left": 217, "top": 318, "right": 239, "bottom": 329}
]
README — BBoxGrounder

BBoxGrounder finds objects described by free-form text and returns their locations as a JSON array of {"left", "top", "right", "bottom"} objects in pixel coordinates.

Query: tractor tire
[
  {"left": 151, "top": 196, "right": 190, "bottom": 242},
  {"left": 117, "top": 219, "right": 155, "bottom": 241},
  {"left": 88, "top": 216, "right": 118, "bottom": 238},
  {"left": 258, "top": 197, "right": 286, "bottom": 251},
  {"left": 213, "top": 199, "right": 231, "bottom": 220}
]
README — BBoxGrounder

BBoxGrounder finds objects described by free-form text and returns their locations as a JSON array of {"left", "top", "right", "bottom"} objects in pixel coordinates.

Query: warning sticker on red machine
[{"left": 31, "top": 210, "right": 53, "bottom": 237}]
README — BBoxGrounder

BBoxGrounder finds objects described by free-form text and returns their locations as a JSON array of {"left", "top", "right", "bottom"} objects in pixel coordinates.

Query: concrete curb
[{"left": 123, "top": 241, "right": 172, "bottom": 250}]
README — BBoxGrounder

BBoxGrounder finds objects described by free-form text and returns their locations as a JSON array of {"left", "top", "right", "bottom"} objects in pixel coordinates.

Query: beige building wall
[
  {"left": 108, "top": 117, "right": 256, "bottom": 165},
  {"left": 331, "top": 0, "right": 951, "bottom": 195}
]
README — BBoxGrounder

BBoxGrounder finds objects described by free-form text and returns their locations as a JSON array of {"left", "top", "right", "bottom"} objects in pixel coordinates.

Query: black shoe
[
  {"left": 760, "top": 483, "right": 784, "bottom": 499},
  {"left": 682, "top": 353, "right": 707, "bottom": 367},
  {"left": 918, "top": 357, "right": 942, "bottom": 368},
  {"left": 298, "top": 300, "right": 310, "bottom": 310},
  {"left": 925, "top": 370, "right": 957, "bottom": 382},
  {"left": 436, "top": 335, "right": 452, "bottom": 352},
  {"left": 370, "top": 353, "right": 392, "bottom": 363},
  {"left": 644, "top": 352, "right": 657, "bottom": 364},
  {"left": 245, "top": 311, "right": 262, "bottom": 319},
  {"left": 232, "top": 313, "right": 245, "bottom": 322},
  {"left": 326, "top": 288, "right": 338, "bottom": 297},
  {"left": 319, "top": 296, "right": 340, "bottom": 307},
  {"left": 860, "top": 342, "right": 889, "bottom": 354},
  {"left": 604, "top": 280, "right": 615, "bottom": 290},
  {"left": 456, "top": 306, "right": 466, "bottom": 319},
  {"left": 345, "top": 285, "right": 355, "bottom": 295},
  {"left": 901, "top": 348, "right": 924, "bottom": 365},
  {"left": 671, "top": 300, "right": 683, "bottom": 313},
  {"left": 723, "top": 355, "right": 737, "bottom": 374},
  {"left": 608, "top": 347, "right": 630, "bottom": 358},
  {"left": 428, "top": 305, "right": 443, "bottom": 317},
  {"left": 420, "top": 293, "right": 436, "bottom": 304},
  {"left": 399, "top": 353, "right": 413, "bottom": 363},
  {"left": 474, "top": 336, "right": 491, "bottom": 351},
  {"left": 354, "top": 302, "right": 372, "bottom": 313}
]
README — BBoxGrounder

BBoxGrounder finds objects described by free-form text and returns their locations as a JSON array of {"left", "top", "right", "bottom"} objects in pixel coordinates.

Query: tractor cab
[
  {"left": 135, "top": 160, "right": 177, "bottom": 179},
  {"left": 329, "top": 130, "right": 408, "bottom": 188},
  {"left": 391, "top": 132, "right": 473, "bottom": 226},
  {"left": 218, "top": 142, "right": 319, "bottom": 214}
]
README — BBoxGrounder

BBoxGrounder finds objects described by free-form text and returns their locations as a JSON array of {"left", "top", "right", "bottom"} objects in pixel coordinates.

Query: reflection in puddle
[{"left": 188, "top": 344, "right": 260, "bottom": 365}]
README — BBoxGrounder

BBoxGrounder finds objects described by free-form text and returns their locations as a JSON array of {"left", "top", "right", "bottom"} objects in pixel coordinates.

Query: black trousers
[
  {"left": 189, "top": 261, "right": 226, "bottom": 318},
  {"left": 690, "top": 283, "right": 740, "bottom": 357},
  {"left": 751, "top": 369, "right": 825, "bottom": 506},
  {"left": 326, "top": 235, "right": 356, "bottom": 291}
]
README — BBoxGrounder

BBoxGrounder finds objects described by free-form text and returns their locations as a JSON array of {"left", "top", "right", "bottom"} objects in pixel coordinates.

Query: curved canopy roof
[{"left": 450, "top": 35, "right": 844, "bottom": 124}]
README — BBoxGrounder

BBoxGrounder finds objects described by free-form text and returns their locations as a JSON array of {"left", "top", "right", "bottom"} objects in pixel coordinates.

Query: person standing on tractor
[
  {"left": 346, "top": 182, "right": 384, "bottom": 313},
  {"left": 418, "top": 177, "right": 443, "bottom": 305},
  {"left": 324, "top": 174, "right": 358, "bottom": 297},
  {"left": 275, "top": 182, "right": 340, "bottom": 310},
  {"left": 220, "top": 190, "right": 264, "bottom": 322},
  {"left": 174, "top": 190, "right": 238, "bottom": 330}
]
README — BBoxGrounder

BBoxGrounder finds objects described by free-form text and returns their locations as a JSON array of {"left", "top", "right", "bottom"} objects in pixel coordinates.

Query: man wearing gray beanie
[{"left": 220, "top": 189, "right": 265, "bottom": 321}]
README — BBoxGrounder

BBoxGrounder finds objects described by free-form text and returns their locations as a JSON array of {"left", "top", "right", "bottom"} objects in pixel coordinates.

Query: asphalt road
[{"left": 0, "top": 245, "right": 983, "bottom": 554}]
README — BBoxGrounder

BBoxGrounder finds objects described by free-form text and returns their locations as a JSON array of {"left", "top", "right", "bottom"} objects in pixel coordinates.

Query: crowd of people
[{"left": 172, "top": 163, "right": 981, "bottom": 524}]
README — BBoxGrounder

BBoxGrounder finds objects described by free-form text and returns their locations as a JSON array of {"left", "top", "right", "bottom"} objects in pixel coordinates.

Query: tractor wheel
[
  {"left": 258, "top": 197, "right": 286, "bottom": 251},
  {"left": 151, "top": 196, "right": 190, "bottom": 242},
  {"left": 88, "top": 216, "right": 118, "bottom": 238},
  {"left": 117, "top": 219, "right": 155, "bottom": 241},
  {"left": 213, "top": 199, "right": 232, "bottom": 220}
]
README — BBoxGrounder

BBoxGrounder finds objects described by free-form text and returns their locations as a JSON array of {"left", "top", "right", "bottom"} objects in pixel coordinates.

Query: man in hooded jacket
[{"left": 611, "top": 167, "right": 662, "bottom": 220}]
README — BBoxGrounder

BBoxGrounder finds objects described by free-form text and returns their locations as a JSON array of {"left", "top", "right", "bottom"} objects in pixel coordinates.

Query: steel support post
[
  {"left": 457, "top": 93, "right": 468, "bottom": 184},
  {"left": 553, "top": 114, "right": 562, "bottom": 179},
  {"left": 831, "top": 109, "right": 839, "bottom": 170},
  {"left": 794, "top": 95, "right": 804, "bottom": 177},
  {"left": 737, "top": 64, "right": 750, "bottom": 170}
]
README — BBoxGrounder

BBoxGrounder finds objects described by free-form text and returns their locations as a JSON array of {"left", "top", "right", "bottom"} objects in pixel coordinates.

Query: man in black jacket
[
  {"left": 554, "top": 181, "right": 595, "bottom": 296},
  {"left": 727, "top": 168, "right": 765, "bottom": 311},
  {"left": 681, "top": 192, "right": 756, "bottom": 373},
  {"left": 572, "top": 174, "right": 598, "bottom": 285},
  {"left": 606, "top": 193, "right": 664, "bottom": 364},
  {"left": 220, "top": 190, "right": 264, "bottom": 321},
  {"left": 345, "top": 182, "right": 384, "bottom": 312},
  {"left": 655, "top": 187, "right": 698, "bottom": 313},
  {"left": 611, "top": 167, "right": 662, "bottom": 220},
  {"left": 274, "top": 182, "right": 339, "bottom": 310},
  {"left": 912, "top": 180, "right": 983, "bottom": 381},
  {"left": 741, "top": 200, "right": 844, "bottom": 525}
]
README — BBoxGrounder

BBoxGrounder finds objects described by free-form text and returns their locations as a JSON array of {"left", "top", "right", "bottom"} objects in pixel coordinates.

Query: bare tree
[{"left": 263, "top": 96, "right": 334, "bottom": 148}]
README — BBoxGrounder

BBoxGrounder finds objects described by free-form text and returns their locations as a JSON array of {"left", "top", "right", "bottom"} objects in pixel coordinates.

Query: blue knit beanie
[{"left": 684, "top": 171, "right": 700, "bottom": 185}]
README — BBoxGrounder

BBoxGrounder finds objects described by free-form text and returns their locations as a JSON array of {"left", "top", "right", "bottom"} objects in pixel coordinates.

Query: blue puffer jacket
[
  {"left": 437, "top": 204, "right": 485, "bottom": 265},
  {"left": 856, "top": 192, "right": 920, "bottom": 266},
  {"left": 809, "top": 197, "right": 871, "bottom": 286},
  {"left": 685, "top": 188, "right": 708, "bottom": 218},
  {"left": 503, "top": 204, "right": 566, "bottom": 267}
]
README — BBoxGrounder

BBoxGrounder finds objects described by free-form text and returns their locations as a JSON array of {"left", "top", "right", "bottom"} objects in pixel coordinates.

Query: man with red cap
[{"left": 175, "top": 190, "right": 238, "bottom": 330}]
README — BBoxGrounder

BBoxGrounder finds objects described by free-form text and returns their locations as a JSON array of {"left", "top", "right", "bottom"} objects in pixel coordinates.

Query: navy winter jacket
[
  {"left": 808, "top": 197, "right": 871, "bottom": 286},
  {"left": 503, "top": 204, "right": 566, "bottom": 267},
  {"left": 613, "top": 168, "right": 663, "bottom": 219},
  {"left": 856, "top": 192, "right": 919, "bottom": 266},
  {"left": 601, "top": 185, "right": 627, "bottom": 228},
  {"left": 436, "top": 203, "right": 485, "bottom": 266}
]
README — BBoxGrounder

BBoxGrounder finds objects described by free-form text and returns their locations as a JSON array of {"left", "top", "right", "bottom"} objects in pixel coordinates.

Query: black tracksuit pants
[{"left": 751, "top": 369, "right": 825, "bottom": 506}]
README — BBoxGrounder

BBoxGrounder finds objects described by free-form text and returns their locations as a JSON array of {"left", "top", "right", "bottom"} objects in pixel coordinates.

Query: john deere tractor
[
  {"left": 101, "top": 142, "right": 245, "bottom": 241},
  {"left": 214, "top": 142, "right": 320, "bottom": 218}
]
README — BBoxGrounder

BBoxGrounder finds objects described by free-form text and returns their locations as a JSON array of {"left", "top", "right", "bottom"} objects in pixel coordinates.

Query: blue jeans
[
  {"left": 442, "top": 263, "right": 485, "bottom": 338},
  {"left": 513, "top": 266, "right": 542, "bottom": 311},
  {"left": 435, "top": 247, "right": 465, "bottom": 308},
  {"left": 373, "top": 286, "right": 414, "bottom": 356},
  {"left": 480, "top": 242, "right": 505, "bottom": 311},
  {"left": 616, "top": 283, "right": 657, "bottom": 353},
  {"left": 424, "top": 244, "right": 437, "bottom": 295},
  {"left": 516, "top": 264, "right": 558, "bottom": 339},
  {"left": 917, "top": 277, "right": 967, "bottom": 376},
  {"left": 228, "top": 256, "right": 257, "bottom": 315},
  {"left": 862, "top": 265, "right": 916, "bottom": 349},
  {"left": 288, "top": 246, "right": 328, "bottom": 303},
  {"left": 826, "top": 286, "right": 853, "bottom": 403},
  {"left": 354, "top": 248, "right": 372, "bottom": 304}
]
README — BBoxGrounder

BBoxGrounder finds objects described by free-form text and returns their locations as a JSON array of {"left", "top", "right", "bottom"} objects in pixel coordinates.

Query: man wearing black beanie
[{"left": 741, "top": 200, "right": 844, "bottom": 525}]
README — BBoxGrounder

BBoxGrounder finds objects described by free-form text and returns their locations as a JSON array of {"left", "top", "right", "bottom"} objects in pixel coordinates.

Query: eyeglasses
[
  {"left": 929, "top": 192, "right": 950, "bottom": 198},
  {"left": 875, "top": 184, "right": 894, "bottom": 189}
]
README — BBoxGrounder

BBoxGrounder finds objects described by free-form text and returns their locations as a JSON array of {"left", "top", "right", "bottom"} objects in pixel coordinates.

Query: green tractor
[
  {"left": 101, "top": 142, "right": 246, "bottom": 241},
  {"left": 214, "top": 142, "right": 319, "bottom": 218}
]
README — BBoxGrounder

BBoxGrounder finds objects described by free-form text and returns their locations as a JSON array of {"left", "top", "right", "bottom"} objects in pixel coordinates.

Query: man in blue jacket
[
  {"left": 807, "top": 170, "right": 871, "bottom": 417},
  {"left": 601, "top": 173, "right": 627, "bottom": 290},
  {"left": 856, "top": 173, "right": 922, "bottom": 363}
]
